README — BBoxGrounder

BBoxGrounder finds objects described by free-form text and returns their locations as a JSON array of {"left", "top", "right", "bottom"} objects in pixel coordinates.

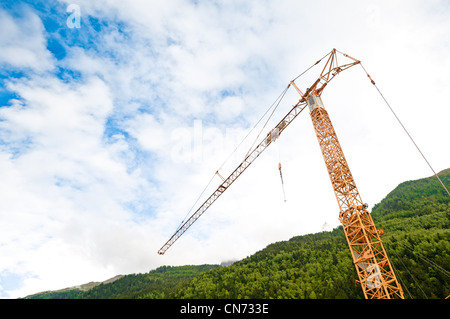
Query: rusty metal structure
[{"left": 158, "top": 49, "right": 404, "bottom": 299}]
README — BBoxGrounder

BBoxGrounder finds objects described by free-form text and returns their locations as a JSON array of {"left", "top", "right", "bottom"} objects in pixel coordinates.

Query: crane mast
[
  {"left": 292, "top": 49, "right": 403, "bottom": 299},
  {"left": 303, "top": 92, "right": 404, "bottom": 299},
  {"left": 158, "top": 49, "right": 404, "bottom": 299}
]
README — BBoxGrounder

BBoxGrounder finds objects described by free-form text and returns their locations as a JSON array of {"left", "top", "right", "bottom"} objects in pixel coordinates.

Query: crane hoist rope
[{"left": 278, "top": 162, "right": 287, "bottom": 202}]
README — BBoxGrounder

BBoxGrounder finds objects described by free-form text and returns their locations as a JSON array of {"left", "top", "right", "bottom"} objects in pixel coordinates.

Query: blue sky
[{"left": 0, "top": 0, "right": 449, "bottom": 298}]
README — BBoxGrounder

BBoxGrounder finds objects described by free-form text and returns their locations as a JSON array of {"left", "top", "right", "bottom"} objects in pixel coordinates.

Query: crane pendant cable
[
  {"left": 360, "top": 64, "right": 450, "bottom": 197},
  {"left": 168, "top": 53, "right": 332, "bottom": 238}
]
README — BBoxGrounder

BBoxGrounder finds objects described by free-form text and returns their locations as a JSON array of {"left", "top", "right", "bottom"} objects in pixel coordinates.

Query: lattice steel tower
[{"left": 305, "top": 92, "right": 404, "bottom": 299}]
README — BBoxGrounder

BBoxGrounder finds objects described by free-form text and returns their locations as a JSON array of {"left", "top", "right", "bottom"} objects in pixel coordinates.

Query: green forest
[{"left": 27, "top": 169, "right": 450, "bottom": 299}]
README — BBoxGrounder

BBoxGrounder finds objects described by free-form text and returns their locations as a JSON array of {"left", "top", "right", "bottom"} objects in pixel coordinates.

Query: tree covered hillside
[
  {"left": 26, "top": 169, "right": 450, "bottom": 299},
  {"left": 172, "top": 169, "right": 450, "bottom": 299},
  {"left": 27, "top": 264, "right": 220, "bottom": 299},
  {"left": 174, "top": 230, "right": 363, "bottom": 299},
  {"left": 370, "top": 169, "right": 450, "bottom": 298}
]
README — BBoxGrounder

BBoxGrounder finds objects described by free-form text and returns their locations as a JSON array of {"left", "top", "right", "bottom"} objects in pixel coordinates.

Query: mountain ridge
[{"left": 24, "top": 274, "right": 124, "bottom": 298}]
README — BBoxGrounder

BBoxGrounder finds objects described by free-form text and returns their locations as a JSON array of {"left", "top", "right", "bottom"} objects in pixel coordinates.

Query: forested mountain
[
  {"left": 26, "top": 169, "right": 450, "bottom": 299},
  {"left": 27, "top": 264, "right": 221, "bottom": 299},
  {"left": 370, "top": 168, "right": 450, "bottom": 298}
]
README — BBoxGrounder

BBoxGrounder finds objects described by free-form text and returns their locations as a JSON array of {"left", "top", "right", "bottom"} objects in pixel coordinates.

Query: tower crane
[{"left": 158, "top": 49, "right": 404, "bottom": 299}]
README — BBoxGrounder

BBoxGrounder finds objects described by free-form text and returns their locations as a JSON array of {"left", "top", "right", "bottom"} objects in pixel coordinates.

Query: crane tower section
[{"left": 307, "top": 93, "right": 404, "bottom": 299}]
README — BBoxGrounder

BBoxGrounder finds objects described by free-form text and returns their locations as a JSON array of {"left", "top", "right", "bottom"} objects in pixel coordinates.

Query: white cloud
[
  {"left": 0, "top": 74, "right": 157, "bottom": 297},
  {"left": 0, "top": 9, "right": 54, "bottom": 72}
]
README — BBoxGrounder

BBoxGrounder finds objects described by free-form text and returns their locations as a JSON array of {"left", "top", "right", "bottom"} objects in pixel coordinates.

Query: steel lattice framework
[
  {"left": 309, "top": 101, "right": 404, "bottom": 299},
  {"left": 158, "top": 48, "right": 405, "bottom": 299}
]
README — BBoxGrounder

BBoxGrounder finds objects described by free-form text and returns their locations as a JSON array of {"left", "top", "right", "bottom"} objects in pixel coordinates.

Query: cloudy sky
[{"left": 0, "top": 0, "right": 449, "bottom": 298}]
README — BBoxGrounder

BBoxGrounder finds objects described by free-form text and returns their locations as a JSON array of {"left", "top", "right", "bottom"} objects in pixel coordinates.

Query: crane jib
[{"left": 157, "top": 101, "right": 308, "bottom": 255}]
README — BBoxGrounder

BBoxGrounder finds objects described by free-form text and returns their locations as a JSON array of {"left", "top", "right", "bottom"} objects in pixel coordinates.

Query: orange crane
[{"left": 158, "top": 49, "right": 404, "bottom": 299}]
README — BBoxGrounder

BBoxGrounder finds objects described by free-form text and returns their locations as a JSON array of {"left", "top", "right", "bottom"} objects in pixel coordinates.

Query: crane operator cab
[{"left": 307, "top": 93, "right": 324, "bottom": 112}]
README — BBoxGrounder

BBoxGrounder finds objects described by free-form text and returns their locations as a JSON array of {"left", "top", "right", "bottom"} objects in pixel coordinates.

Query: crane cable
[
  {"left": 175, "top": 84, "right": 292, "bottom": 229},
  {"left": 175, "top": 51, "right": 333, "bottom": 230},
  {"left": 386, "top": 245, "right": 414, "bottom": 299},
  {"left": 278, "top": 162, "right": 287, "bottom": 202},
  {"left": 244, "top": 50, "right": 333, "bottom": 160},
  {"left": 243, "top": 84, "right": 290, "bottom": 159},
  {"left": 397, "top": 240, "right": 450, "bottom": 279},
  {"left": 388, "top": 243, "right": 425, "bottom": 299},
  {"left": 242, "top": 51, "right": 334, "bottom": 202},
  {"left": 387, "top": 239, "right": 450, "bottom": 299},
  {"left": 360, "top": 64, "right": 450, "bottom": 197}
]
